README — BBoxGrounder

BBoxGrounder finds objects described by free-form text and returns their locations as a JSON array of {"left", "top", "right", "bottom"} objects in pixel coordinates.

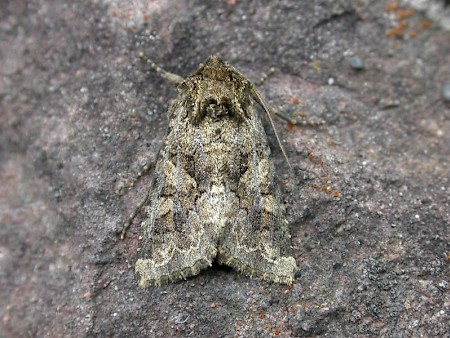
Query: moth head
[
  {"left": 182, "top": 56, "right": 252, "bottom": 124},
  {"left": 199, "top": 56, "right": 231, "bottom": 81}
]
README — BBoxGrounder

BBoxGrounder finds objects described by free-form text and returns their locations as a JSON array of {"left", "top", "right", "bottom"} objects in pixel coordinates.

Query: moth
[{"left": 130, "top": 53, "right": 297, "bottom": 287}]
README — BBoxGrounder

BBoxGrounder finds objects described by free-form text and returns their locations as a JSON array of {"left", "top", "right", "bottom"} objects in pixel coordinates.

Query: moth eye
[
  {"left": 206, "top": 98, "right": 218, "bottom": 106},
  {"left": 222, "top": 98, "right": 232, "bottom": 111},
  {"left": 205, "top": 98, "right": 217, "bottom": 110},
  {"left": 202, "top": 97, "right": 233, "bottom": 120}
]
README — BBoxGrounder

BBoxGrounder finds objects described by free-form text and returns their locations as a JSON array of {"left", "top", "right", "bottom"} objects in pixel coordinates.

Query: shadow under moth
[{"left": 128, "top": 53, "right": 297, "bottom": 287}]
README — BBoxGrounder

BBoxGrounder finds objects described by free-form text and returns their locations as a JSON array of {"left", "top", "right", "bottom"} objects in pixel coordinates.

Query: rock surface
[{"left": 1, "top": 1, "right": 449, "bottom": 337}]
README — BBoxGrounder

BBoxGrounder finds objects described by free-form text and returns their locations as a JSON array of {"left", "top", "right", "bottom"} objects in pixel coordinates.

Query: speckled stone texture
[{"left": 1, "top": 1, "right": 449, "bottom": 337}]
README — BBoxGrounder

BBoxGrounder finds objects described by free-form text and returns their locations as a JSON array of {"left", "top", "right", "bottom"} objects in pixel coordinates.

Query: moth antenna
[
  {"left": 138, "top": 51, "right": 184, "bottom": 85},
  {"left": 252, "top": 88, "right": 292, "bottom": 170}
]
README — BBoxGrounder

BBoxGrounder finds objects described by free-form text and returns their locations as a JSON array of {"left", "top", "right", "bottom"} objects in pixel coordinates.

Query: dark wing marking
[{"left": 135, "top": 103, "right": 217, "bottom": 287}]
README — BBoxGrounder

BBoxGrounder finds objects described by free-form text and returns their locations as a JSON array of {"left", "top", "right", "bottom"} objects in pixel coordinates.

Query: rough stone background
[{"left": 1, "top": 0, "right": 449, "bottom": 337}]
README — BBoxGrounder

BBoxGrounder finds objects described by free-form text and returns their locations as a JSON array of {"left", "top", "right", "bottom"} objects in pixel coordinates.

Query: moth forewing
[{"left": 132, "top": 55, "right": 297, "bottom": 286}]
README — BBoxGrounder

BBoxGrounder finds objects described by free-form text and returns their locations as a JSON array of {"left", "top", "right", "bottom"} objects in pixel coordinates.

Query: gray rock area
[{"left": 1, "top": 1, "right": 449, "bottom": 337}]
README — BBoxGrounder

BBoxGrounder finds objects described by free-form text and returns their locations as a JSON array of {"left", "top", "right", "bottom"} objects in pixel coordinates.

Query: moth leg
[
  {"left": 118, "top": 157, "right": 156, "bottom": 239},
  {"left": 119, "top": 190, "right": 150, "bottom": 240},
  {"left": 274, "top": 108, "right": 326, "bottom": 127},
  {"left": 127, "top": 156, "right": 156, "bottom": 192},
  {"left": 254, "top": 67, "right": 277, "bottom": 86}
]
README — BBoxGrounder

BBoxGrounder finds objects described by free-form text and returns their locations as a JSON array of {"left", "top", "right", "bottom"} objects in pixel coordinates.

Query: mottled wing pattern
[
  {"left": 135, "top": 103, "right": 218, "bottom": 287},
  {"left": 134, "top": 56, "right": 297, "bottom": 286},
  {"left": 216, "top": 102, "right": 297, "bottom": 284}
]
